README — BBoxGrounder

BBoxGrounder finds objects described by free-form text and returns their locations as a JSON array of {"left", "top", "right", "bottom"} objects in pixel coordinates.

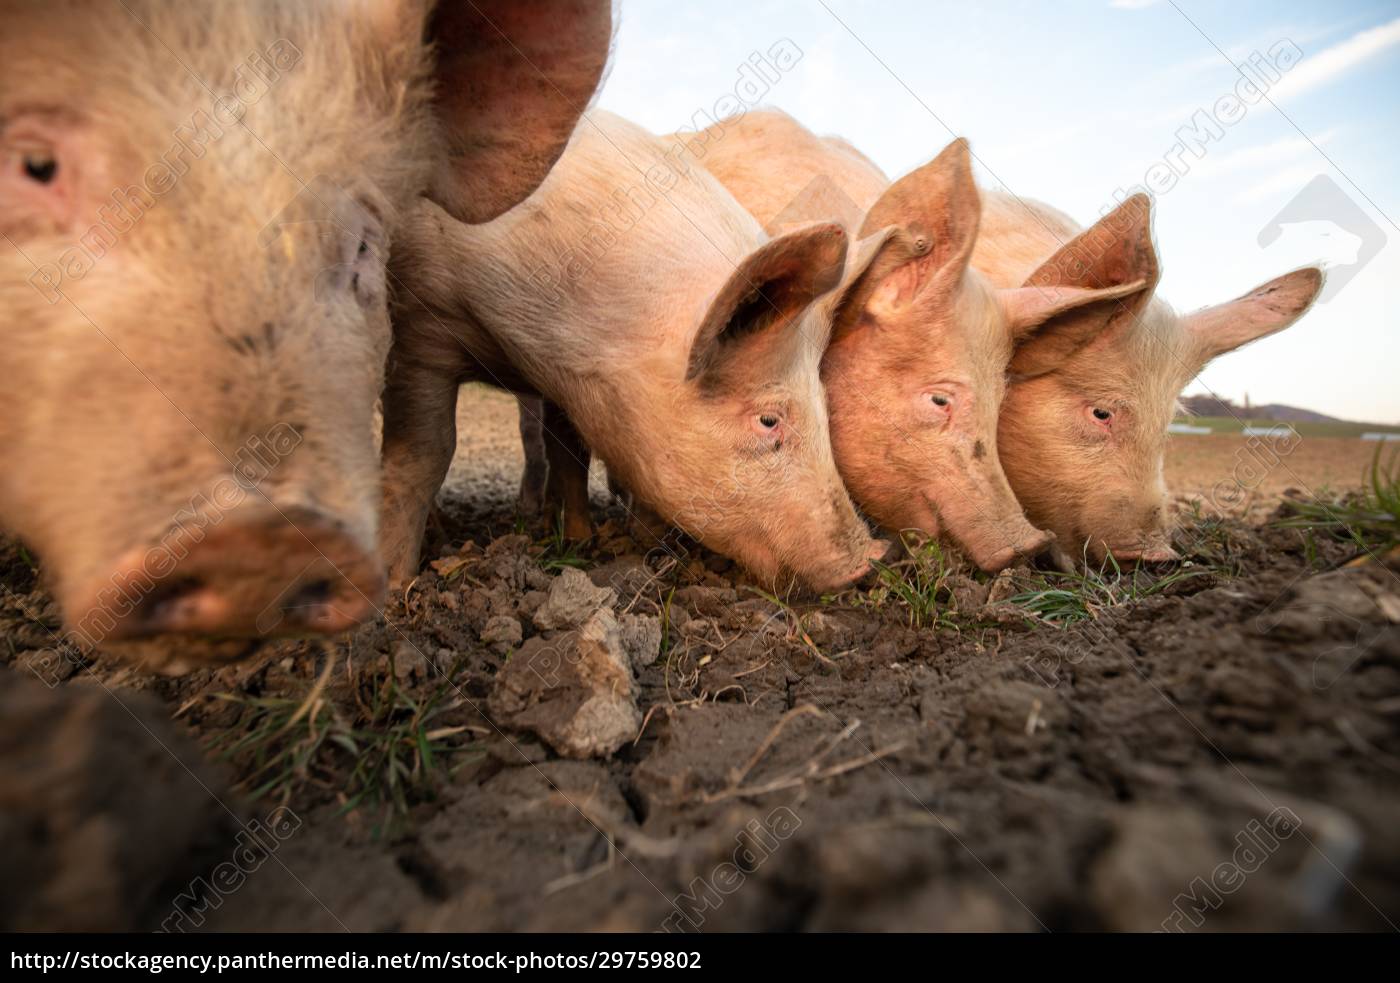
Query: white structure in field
[
  {"left": 1241, "top": 424, "right": 1299, "bottom": 439},
  {"left": 1167, "top": 423, "right": 1212, "bottom": 435},
  {"left": 1360, "top": 432, "right": 1400, "bottom": 442}
]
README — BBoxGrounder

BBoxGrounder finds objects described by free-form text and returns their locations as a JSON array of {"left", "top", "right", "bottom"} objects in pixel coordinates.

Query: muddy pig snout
[
  {"left": 978, "top": 527, "right": 1057, "bottom": 573},
  {"left": 78, "top": 507, "right": 384, "bottom": 642},
  {"left": 841, "top": 538, "right": 899, "bottom": 591}
]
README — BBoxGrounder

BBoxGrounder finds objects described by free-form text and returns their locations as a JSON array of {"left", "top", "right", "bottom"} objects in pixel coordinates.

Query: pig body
[
  {"left": 0, "top": 0, "right": 610, "bottom": 669},
  {"left": 381, "top": 111, "right": 890, "bottom": 593}
]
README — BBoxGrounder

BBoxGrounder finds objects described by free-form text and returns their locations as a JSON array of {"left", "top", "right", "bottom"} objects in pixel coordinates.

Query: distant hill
[
  {"left": 1175, "top": 394, "right": 1400, "bottom": 437},
  {"left": 1249, "top": 404, "right": 1344, "bottom": 424},
  {"left": 1180, "top": 395, "right": 1350, "bottom": 426}
]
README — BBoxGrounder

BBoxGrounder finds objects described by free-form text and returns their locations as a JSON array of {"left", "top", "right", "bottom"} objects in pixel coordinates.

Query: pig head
[
  {"left": 0, "top": 0, "right": 609, "bottom": 670},
  {"left": 691, "top": 111, "right": 1150, "bottom": 570},
  {"left": 982, "top": 191, "right": 1326, "bottom": 563}
]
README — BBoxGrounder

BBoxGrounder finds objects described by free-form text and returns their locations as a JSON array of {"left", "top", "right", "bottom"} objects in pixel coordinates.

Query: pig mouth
[
  {"left": 103, "top": 635, "right": 274, "bottom": 676},
  {"left": 1102, "top": 543, "right": 1181, "bottom": 565},
  {"left": 60, "top": 505, "right": 386, "bottom": 672},
  {"left": 1079, "top": 533, "right": 1181, "bottom": 567}
]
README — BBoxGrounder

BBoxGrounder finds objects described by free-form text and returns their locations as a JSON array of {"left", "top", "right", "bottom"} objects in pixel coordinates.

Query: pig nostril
[
  {"left": 281, "top": 578, "right": 340, "bottom": 624},
  {"left": 289, "top": 579, "right": 334, "bottom": 607},
  {"left": 143, "top": 577, "right": 207, "bottom": 627}
]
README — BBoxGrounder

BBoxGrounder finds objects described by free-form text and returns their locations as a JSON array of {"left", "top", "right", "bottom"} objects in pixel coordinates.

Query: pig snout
[
  {"left": 1107, "top": 541, "right": 1181, "bottom": 565},
  {"left": 818, "top": 537, "right": 895, "bottom": 592},
  {"left": 73, "top": 507, "right": 384, "bottom": 643},
  {"left": 974, "top": 527, "right": 1057, "bottom": 573},
  {"left": 938, "top": 475, "right": 1054, "bottom": 573}
]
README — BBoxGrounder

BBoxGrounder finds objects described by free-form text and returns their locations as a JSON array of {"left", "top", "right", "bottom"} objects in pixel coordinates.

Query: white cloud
[
  {"left": 1192, "top": 130, "right": 1338, "bottom": 181},
  {"left": 1233, "top": 163, "right": 1327, "bottom": 204},
  {"left": 1271, "top": 15, "right": 1400, "bottom": 101}
]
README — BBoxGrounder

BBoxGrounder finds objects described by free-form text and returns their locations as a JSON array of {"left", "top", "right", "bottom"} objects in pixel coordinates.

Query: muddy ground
[{"left": 2, "top": 386, "right": 1398, "bottom": 932}]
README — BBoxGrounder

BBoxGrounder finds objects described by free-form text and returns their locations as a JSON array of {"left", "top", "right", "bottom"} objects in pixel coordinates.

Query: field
[
  {"left": 2, "top": 386, "right": 1398, "bottom": 932},
  {"left": 1174, "top": 415, "right": 1400, "bottom": 440}
]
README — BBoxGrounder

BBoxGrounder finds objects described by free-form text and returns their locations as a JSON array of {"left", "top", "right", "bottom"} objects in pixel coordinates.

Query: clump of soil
[
  {"left": 0, "top": 671, "right": 237, "bottom": 931},
  {"left": 2, "top": 498, "right": 1398, "bottom": 932}
]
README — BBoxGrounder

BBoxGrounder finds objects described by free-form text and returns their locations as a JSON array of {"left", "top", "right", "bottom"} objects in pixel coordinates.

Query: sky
[{"left": 595, "top": 0, "right": 1400, "bottom": 424}]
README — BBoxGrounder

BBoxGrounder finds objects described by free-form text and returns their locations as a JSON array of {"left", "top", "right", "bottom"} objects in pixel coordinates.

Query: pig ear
[
  {"left": 1182, "top": 267, "right": 1324, "bottom": 364},
  {"left": 425, "top": 0, "right": 613, "bottom": 224},
  {"left": 687, "top": 223, "right": 850, "bottom": 383},
  {"left": 1006, "top": 193, "right": 1160, "bottom": 378},
  {"left": 828, "top": 225, "right": 923, "bottom": 340},
  {"left": 857, "top": 137, "right": 980, "bottom": 308}
]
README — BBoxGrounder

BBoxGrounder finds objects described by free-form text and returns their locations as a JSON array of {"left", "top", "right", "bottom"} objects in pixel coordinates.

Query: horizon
[{"left": 595, "top": 0, "right": 1400, "bottom": 424}]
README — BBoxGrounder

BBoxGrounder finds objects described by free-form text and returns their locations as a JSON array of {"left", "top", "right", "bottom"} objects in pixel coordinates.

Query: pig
[
  {"left": 523, "top": 110, "right": 1155, "bottom": 571},
  {"left": 0, "top": 0, "right": 611, "bottom": 671},
  {"left": 974, "top": 190, "right": 1325, "bottom": 563},
  {"left": 379, "top": 111, "right": 898, "bottom": 593}
]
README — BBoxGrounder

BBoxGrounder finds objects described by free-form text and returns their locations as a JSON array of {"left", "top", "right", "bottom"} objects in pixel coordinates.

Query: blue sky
[{"left": 596, "top": 0, "right": 1400, "bottom": 423}]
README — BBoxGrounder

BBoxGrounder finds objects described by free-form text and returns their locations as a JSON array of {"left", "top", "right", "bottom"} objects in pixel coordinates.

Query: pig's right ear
[
  {"left": 856, "top": 137, "right": 981, "bottom": 311},
  {"left": 686, "top": 223, "right": 850, "bottom": 383},
  {"left": 421, "top": 0, "right": 613, "bottom": 224},
  {"left": 1004, "top": 193, "right": 1160, "bottom": 378}
]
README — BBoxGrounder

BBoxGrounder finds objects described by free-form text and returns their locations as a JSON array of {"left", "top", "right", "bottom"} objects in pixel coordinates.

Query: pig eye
[
  {"left": 929, "top": 394, "right": 951, "bottom": 408},
  {"left": 758, "top": 414, "right": 780, "bottom": 429},
  {"left": 22, "top": 151, "right": 57, "bottom": 184},
  {"left": 1092, "top": 408, "right": 1112, "bottom": 422}
]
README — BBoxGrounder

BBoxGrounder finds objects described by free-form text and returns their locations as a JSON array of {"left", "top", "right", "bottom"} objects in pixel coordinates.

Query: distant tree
[{"left": 1179, "top": 394, "right": 1238, "bottom": 417}]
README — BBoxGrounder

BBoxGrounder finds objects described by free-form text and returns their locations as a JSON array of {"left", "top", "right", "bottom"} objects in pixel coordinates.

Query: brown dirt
[
  {"left": 1, "top": 392, "right": 1397, "bottom": 932},
  {"left": 1166, "top": 432, "right": 1385, "bottom": 522}
]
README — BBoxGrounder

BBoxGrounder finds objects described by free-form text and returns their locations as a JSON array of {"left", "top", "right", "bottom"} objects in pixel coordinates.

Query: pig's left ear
[
  {"left": 1182, "top": 267, "right": 1324, "bottom": 365},
  {"left": 687, "top": 222, "right": 850, "bottom": 383},
  {"left": 857, "top": 137, "right": 981, "bottom": 310},
  {"left": 422, "top": 0, "right": 613, "bottom": 223},
  {"left": 1005, "top": 193, "right": 1159, "bottom": 377}
]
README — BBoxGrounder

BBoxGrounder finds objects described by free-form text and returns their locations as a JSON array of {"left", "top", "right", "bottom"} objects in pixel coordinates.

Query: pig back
[
  {"left": 402, "top": 111, "right": 767, "bottom": 385},
  {"left": 679, "top": 110, "right": 888, "bottom": 234},
  {"left": 972, "top": 190, "right": 1085, "bottom": 288}
]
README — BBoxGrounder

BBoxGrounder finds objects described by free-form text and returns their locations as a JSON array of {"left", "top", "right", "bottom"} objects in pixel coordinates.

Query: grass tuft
[
  {"left": 1276, "top": 445, "right": 1399, "bottom": 553},
  {"left": 1008, "top": 552, "right": 1211, "bottom": 625},
  {"left": 535, "top": 516, "right": 590, "bottom": 571},
  {"left": 207, "top": 654, "right": 482, "bottom": 838},
  {"left": 861, "top": 534, "right": 960, "bottom": 630}
]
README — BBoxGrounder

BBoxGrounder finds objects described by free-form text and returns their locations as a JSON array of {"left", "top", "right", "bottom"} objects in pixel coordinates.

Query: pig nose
[
  {"left": 846, "top": 538, "right": 898, "bottom": 590},
  {"left": 1110, "top": 544, "right": 1181, "bottom": 565},
  {"left": 89, "top": 507, "right": 384, "bottom": 642},
  {"left": 977, "top": 528, "right": 1056, "bottom": 573}
]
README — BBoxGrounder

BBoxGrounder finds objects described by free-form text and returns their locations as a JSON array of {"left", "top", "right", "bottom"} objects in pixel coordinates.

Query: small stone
[
  {"left": 480, "top": 614, "right": 524, "bottom": 651},
  {"left": 490, "top": 608, "right": 639, "bottom": 759},
  {"left": 517, "top": 590, "right": 548, "bottom": 619},
  {"left": 392, "top": 641, "right": 421, "bottom": 681},
  {"left": 617, "top": 613, "right": 662, "bottom": 671},
  {"left": 532, "top": 567, "right": 616, "bottom": 631}
]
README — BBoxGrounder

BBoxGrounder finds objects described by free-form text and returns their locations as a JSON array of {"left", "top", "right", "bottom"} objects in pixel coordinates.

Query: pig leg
[
  {"left": 539, "top": 400, "right": 594, "bottom": 541},
  {"left": 517, "top": 395, "right": 549, "bottom": 519},
  {"left": 380, "top": 361, "right": 461, "bottom": 587}
]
